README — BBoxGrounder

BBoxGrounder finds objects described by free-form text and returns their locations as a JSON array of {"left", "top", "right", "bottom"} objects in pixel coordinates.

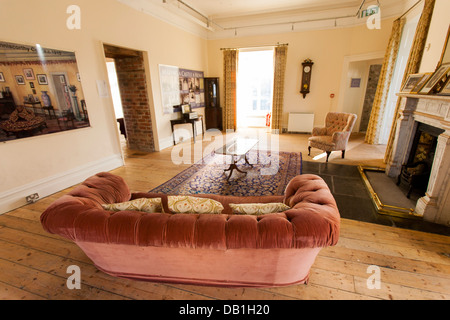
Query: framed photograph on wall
[
  {"left": 37, "top": 74, "right": 48, "bottom": 85},
  {"left": 400, "top": 73, "right": 425, "bottom": 93},
  {"left": 0, "top": 72, "right": 5, "bottom": 82},
  {"left": 419, "top": 64, "right": 450, "bottom": 94},
  {"left": 15, "top": 75, "right": 25, "bottom": 85},
  {"left": 23, "top": 68, "right": 35, "bottom": 80},
  {"left": 350, "top": 78, "right": 361, "bottom": 88}
]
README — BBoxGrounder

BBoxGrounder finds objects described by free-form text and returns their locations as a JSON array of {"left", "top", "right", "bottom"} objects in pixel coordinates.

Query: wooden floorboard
[{"left": 1, "top": 132, "right": 449, "bottom": 300}]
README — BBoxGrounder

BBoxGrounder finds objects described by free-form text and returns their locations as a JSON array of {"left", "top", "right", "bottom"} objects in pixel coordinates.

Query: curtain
[
  {"left": 365, "top": 18, "right": 405, "bottom": 145},
  {"left": 222, "top": 49, "right": 238, "bottom": 131},
  {"left": 384, "top": 0, "right": 436, "bottom": 163},
  {"left": 271, "top": 45, "right": 288, "bottom": 133}
]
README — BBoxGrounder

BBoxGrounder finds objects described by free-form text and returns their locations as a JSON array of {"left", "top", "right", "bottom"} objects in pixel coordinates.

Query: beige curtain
[
  {"left": 271, "top": 45, "right": 288, "bottom": 133},
  {"left": 222, "top": 49, "right": 238, "bottom": 131},
  {"left": 384, "top": 0, "right": 436, "bottom": 163},
  {"left": 365, "top": 18, "right": 405, "bottom": 145}
]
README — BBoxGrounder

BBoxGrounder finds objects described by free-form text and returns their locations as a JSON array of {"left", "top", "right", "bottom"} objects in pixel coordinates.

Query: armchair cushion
[{"left": 308, "top": 136, "right": 335, "bottom": 151}]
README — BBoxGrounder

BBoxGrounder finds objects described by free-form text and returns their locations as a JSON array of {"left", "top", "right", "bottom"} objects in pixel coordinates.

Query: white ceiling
[{"left": 118, "top": 0, "right": 414, "bottom": 39}]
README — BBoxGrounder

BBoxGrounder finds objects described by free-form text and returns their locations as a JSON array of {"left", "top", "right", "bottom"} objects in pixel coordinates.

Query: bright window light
[
  {"left": 237, "top": 49, "right": 274, "bottom": 128},
  {"left": 313, "top": 152, "right": 328, "bottom": 160}
]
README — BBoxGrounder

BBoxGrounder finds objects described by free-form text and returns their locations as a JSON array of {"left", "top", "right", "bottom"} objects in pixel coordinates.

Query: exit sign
[{"left": 360, "top": 5, "right": 380, "bottom": 18}]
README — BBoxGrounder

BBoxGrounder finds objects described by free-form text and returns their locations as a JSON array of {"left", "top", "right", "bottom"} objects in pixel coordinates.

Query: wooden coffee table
[{"left": 215, "top": 138, "right": 259, "bottom": 180}]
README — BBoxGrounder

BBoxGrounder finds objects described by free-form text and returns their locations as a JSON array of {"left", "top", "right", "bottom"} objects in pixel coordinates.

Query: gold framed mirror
[{"left": 438, "top": 25, "right": 450, "bottom": 68}]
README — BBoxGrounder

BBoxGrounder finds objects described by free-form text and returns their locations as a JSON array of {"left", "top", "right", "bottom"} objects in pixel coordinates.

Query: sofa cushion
[
  {"left": 102, "top": 198, "right": 163, "bottom": 213},
  {"left": 229, "top": 202, "right": 291, "bottom": 215},
  {"left": 168, "top": 196, "right": 224, "bottom": 214}
]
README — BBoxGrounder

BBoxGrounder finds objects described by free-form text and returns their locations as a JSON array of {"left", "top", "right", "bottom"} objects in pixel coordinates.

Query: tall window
[{"left": 237, "top": 49, "right": 274, "bottom": 128}]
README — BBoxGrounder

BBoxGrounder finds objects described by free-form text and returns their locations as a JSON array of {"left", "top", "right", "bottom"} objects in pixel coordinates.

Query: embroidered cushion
[
  {"left": 229, "top": 203, "right": 291, "bottom": 215},
  {"left": 168, "top": 196, "right": 224, "bottom": 214},
  {"left": 102, "top": 198, "right": 163, "bottom": 213}
]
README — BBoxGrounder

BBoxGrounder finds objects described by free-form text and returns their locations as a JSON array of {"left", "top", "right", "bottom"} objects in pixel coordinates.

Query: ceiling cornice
[{"left": 117, "top": 0, "right": 414, "bottom": 40}]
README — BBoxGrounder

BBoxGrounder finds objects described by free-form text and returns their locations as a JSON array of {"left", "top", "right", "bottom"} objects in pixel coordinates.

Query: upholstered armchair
[{"left": 308, "top": 112, "right": 357, "bottom": 162}]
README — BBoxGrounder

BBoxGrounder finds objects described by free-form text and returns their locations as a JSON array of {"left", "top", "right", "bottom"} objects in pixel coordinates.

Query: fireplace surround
[{"left": 386, "top": 93, "right": 450, "bottom": 226}]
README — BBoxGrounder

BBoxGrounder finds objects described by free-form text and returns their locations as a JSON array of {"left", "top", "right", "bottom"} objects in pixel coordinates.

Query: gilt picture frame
[
  {"left": 400, "top": 73, "right": 425, "bottom": 93},
  {"left": 418, "top": 64, "right": 450, "bottom": 95},
  {"left": 410, "top": 73, "right": 432, "bottom": 94}
]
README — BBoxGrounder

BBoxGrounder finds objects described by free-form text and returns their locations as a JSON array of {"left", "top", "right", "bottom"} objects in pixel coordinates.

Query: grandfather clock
[{"left": 300, "top": 59, "right": 314, "bottom": 98}]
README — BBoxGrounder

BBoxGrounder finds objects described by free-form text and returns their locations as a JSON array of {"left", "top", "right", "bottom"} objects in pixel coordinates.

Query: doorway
[
  {"left": 103, "top": 44, "right": 155, "bottom": 153},
  {"left": 236, "top": 49, "right": 274, "bottom": 129},
  {"left": 50, "top": 72, "right": 71, "bottom": 112},
  {"left": 105, "top": 58, "right": 126, "bottom": 139}
]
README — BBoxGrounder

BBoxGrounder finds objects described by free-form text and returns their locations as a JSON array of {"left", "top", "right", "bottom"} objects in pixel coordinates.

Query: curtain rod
[
  {"left": 398, "top": 0, "right": 423, "bottom": 19},
  {"left": 220, "top": 43, "right": 288, "bottom": 50}
]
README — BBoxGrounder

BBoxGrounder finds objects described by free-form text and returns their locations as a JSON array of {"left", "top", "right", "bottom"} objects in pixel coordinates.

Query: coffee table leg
[
  {"left": 224, "top": 156, "right": 248, "bottom": 180},
  {"left": 243, "top": 153, "right": 253, "bottom": 167}
]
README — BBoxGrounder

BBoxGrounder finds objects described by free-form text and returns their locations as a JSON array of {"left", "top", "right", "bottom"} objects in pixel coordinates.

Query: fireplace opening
[{"left": 397, "top": 123, "right": 444, "bottom": 198}]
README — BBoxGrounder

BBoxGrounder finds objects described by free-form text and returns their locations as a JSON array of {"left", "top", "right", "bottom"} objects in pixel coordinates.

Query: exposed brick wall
[{"left": 114, "top": 53, "right": 155, "bottom": 152}]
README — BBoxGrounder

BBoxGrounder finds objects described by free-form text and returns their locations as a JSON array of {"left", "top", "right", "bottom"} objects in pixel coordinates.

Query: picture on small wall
[
  {"left": 0, "top": 72, "right": 5, "bottom": 82},
  {"left": 350, "top": 78, "right": 361, "bottom": 88}
]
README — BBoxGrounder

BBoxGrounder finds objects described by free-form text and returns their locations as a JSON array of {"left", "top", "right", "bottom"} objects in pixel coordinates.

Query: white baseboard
[{"left": 0, "top": 153, "right": 124, "bottom": 215}]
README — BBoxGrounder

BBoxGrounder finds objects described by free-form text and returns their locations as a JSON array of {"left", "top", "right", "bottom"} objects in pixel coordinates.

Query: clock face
[{"left": 304, "top": 66, "right": 311, "bottom": 73}]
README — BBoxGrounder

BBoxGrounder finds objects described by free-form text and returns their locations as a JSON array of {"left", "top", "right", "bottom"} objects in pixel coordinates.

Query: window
[{"left": 237, "top": 49, "right": 274, "bottom": 128}]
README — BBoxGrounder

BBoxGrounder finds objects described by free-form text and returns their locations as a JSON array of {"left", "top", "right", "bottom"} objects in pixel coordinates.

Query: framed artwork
[
  {"left": 181, "top": 104, "right": 191, "bottom": 114},
  {"left": 418, "top": 64, "right": 450, "bottom": 94},
  {"left": 0, "top": 72, "right": 4, "bottom": 82},
  {"left": 23, "top": 68, "right": 35, "bottom": 80},
  {"left": 0, "top": 40, "right": 90, "bottom": 143},
  {"left": 350, "top": 78, "right": 361, "bottom": 88},
  {"left": 15, "top": 75, "right": 25, "bottom": 85},
  {"left": 37, "top": 74, "right": 48, "bottom": 85},
  {"left": 437, "top": 77, "right": 450, "bottom": 96},
  {"left": 410, "top": 73, "right": 432, "bottom": 94},
  {"left": 400, "top": 73, "right": 425, "bottom": 93}
]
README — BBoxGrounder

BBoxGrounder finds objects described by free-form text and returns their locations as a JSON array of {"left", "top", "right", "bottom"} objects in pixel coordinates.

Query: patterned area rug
[{"left": 150, "top": 151, "right": 302, "bottom": 196}]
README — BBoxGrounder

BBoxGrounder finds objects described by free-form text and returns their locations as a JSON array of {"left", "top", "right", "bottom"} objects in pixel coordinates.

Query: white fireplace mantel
[{"left": 386, "top": 93, "right": 450, "bottom": 226}]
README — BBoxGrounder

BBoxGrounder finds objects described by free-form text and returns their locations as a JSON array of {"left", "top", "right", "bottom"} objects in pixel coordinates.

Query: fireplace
[
  {"left": 397, "top": 122, "right": 444, "bottom": 198},
  {"left": 386, "top": 93, "right": 450, "bottom": 226}
]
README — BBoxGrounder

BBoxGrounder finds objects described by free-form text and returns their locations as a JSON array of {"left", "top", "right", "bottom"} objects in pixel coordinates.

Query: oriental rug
[{"left": 150, "top": 150, "right": 302, "bottom": 196}]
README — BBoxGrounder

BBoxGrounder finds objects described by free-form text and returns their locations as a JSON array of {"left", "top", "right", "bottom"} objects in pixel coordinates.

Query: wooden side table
[{"left": 170, "top": 116, "right": 204, "bottom": 145}]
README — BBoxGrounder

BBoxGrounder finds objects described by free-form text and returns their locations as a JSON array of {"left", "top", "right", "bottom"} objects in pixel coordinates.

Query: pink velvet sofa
[{"left": 40, "top": 172, "right": 340, "bottom": 288}]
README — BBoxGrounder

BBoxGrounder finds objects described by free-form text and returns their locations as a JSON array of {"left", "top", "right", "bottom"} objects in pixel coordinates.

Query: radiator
[{"left": 287, "top": 113, "right": 315, "bottom": 133}]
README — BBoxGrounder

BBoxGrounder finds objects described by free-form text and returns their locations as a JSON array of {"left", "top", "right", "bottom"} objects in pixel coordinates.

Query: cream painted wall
[
  {"left": 0, "top": 0, "right": 207, "bottom": 212},
  {"left": 420, "top": 0, "right": 450, "bottom": 72},
  {"left": 207, "top": 18, "right": 395, "bottom": 130}
]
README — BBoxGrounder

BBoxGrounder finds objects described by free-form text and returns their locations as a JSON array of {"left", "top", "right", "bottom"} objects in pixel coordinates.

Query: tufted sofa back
[{"left": 325, "top": 112, "right": 357, "bottom": 136}]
